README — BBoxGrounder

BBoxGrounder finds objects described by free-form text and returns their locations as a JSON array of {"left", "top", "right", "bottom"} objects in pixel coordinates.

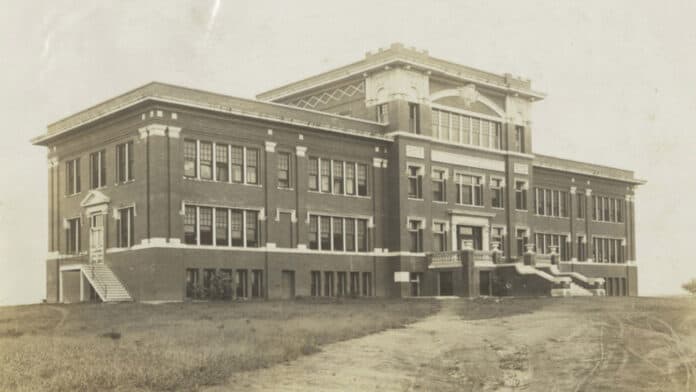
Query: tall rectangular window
[
  {"left": 320, "top": 159, "right": 331, "bottom": 193},
  {"left": 65, "top": 158, "right": 81, "bottom": 195},
  {"left": 116, "top": 141, "right": 134, "bottom": 183},
  {"left": 215, "top": 144, "right": 228, "bottom": 182},
  {"left": 491, "top": 177, "right": 504, "bottom": 208},
  {"left": 408, "top": 219, "right": 423, "bottom": 253},
  {"left": 333, "top": 218, "right": 343, "bottom": 251},
  {"left": 345, "top": 163, "right": 356, "bottom": 195},
  {"left": 357, "top": 164, "right": 368, "bottom": 196},
  {"left": 492, "top": 227, "right": 505, "bottom": 253},
  {"left": 577, "top": 193, "right": 585, "bottom": 219},
  {"left": 236, "top": 270, "right": 248, "bottom": 299},
  {"left": 199, "top": 142, "right": 213, "bottom": 180},
  {"left": 456, "top": 174, "right": 483, "bottom": 206},
  {"left": 199, "top": 207, "right": 213, "bottom": 245},
  {"left": 361, "top": 272, "right": 372, "bottom": 296},
  {"left": 245, "top": 210, "right": 258, "bottom": 247},
  {"left": 324, "top": 271, "right": 334, "bottom": 296},
  {"left": 357, "top": 219, "right": 368, "bottom": 252},
  {"left": 277, "top": 152, "right": 290, "bottom": 188},
  {"left": 117, "top": 207, "right": 134, "bottom": 248},
  {"left": 184, "top": 140, "right": 197, "bottom": 178},
  {"left": 311, "top": 271, "right": 321, "bottom": 296},
  {"left": 246, "top": 148, "right": 258, "bottom": 185},
  {"left": 408, "top": 103, "right": 420, "bottom": 134},
  {"left": 450, "top": 113, "right": 460, "bottom": 143},
  {"left": 376, "top": 103, "right": 389, "bottom": 123},
  {"left": 516, "top": 228, "right": 527, "bottom": 257},
  {"left": 345, "top": 218, "right": 355, "bottom": 251},
  {"left": 230, "top": 210, "right": 243, "bottom": 246},
  {"left": 515, "top": 181, "right": 527, "bottom": 210},
  {"left": 432, "top": 168, "right": 446, "bottom": 202},
  {"left": 308, "top": 215, "right": 319, "bottom": 250},
  {"left": 408, "top": 165, "right": 422, "bottom": 199},
  {"left": 308, "top": 157, "right": 319, "bottom": 191},
  {"left": 514, "top": 126, "right": 525, "bottom": 153},
  {"left": 185, "top": 269, "right": 199, "bottom": 299},
  {"left": 251, "top": 270, "right": 264, "bottom": 298},
  {"left": 89, "top": 150, "right": 106, "bottom": 189},
  {"left": 552, "top": 190, "right": 560, "bottom": 216},
  {"left": 184, "top": 206, "right": 197, "bottom": 244},
  {"left": 337, "top": 272, "right": 347, "bottom": 296},
  {"left": 432, "top": 222, "right": 446, "bottom": 252},
  {"left": 66, "top": 217, "right": 80, "bottom": 254},
  {"left": 617, "top": 199, "right": 623, "bottom": 222},
  {"left": 577, "top": 236, "right": 586, "bottom": 261},
  {"left": 230, "top": 146, "right": 243, "bottom": 183},
  {"left": 320, "top": 216, "right": 331, "bottom": 250},
  {"left": 332, "top": 161, "right": 344, "bottom": 194},
  {"left": 215, "top": 208, "right": 228, "bottom": 246}
]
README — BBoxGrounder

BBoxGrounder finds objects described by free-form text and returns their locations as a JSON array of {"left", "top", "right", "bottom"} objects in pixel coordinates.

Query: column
[
  {"left": 295, "top": 146, "right": 308, "bottom": 248},
  {"left": 584, "top": 188, "right": 592, "bottom": 261},
  {"left": 569, "top": 186, "right": 577, "bottom": 260},
  {"left": 264, "top": 141, "right": 277, "bottom": 248}
]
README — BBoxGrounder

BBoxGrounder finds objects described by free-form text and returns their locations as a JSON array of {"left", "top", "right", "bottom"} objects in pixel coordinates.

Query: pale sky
[{"left": 1, "top": 0, "right": 695, "bottom": 305}]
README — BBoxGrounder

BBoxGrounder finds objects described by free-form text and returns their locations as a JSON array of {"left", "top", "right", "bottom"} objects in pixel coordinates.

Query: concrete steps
[{"left": 81, "top": 264, "right": 132, "bottom": 302}]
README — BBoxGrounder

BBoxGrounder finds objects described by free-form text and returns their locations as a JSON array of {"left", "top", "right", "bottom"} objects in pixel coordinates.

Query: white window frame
[
  {"left": 406, "top": 163, "right": 425, "bottom": 200},
  {"left": 454, "top": 171, "right": 485, "bottom": 206}
]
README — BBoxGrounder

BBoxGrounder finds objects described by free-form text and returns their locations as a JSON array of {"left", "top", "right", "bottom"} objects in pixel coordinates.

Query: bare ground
[{"left": 207, "top": 297, "right": 696, "bottom": 392}]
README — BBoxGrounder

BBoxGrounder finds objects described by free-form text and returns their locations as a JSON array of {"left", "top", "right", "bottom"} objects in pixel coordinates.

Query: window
[
  {"left": 116, "top": 141, "right": 134, "bottom": 183},
  {"left": 320, "top": 216, "right": 331, "bottom": 250},
  {"left": 377, "top": 103, "right": 389, "bottom": 123},
  {"left": 592, "top": 237, "right": 624, "bottom": 263},
  {"left": 277, "top": 152, "right": 290, "bottom": 188},
  {"left": 216, "top": 144, "right": 228, "bottom": 182},
  {"left": 246, "top": 148, "right": 258, "bottom": 185},
  {"left": 308, "top": 215, "right": 318, "bottom": 250},
  {"left": 230, "top": 210, "right": 243, "bottom": 246},
  {"left": 408, "top": 165, "right": 423, "bottom": 199},
  {"left": 324, "top": 271, "right": 334, "bottom": 296},
  {"left": 337, "top": 272, "right": 347, "bottom": 296},
  {"left": 514, "top": 126, "right": 525, "bottom": 153},
  {"left": 516, "top": 228, "right": 528, "bottom": 257},
  {"left": 308, "top": 157, "right": 319, "bottom": 191},
  {"left": 185, "top": 269, "right": 199, "bottom": 299},
  {"left": 432, "top": 222, "right": 446, "bottom": 252},
  {"left": 577, "top": 235, "right": 586, "bottom": 261},
  {"left": 236, "top": 270, "right": 248, "bottom": 298},
  {"left": 534, "top": 233, "right": 569, "bottom": 260},
  {"left": 515, "top": 181, "right": 527, "bottom": 210},
  {"left": 184, "top": 206, "right": 197, "bottom": 245},
  {"left": 89, "top": 150, "right": 106, "bottom": 189},
  {"left": 345, "top": 218, "right": 355, "bottom": 251},
  {"left": 245, "top": 210, "right": 258, "bottom": 247},
  {"left": 333, "top": 161, "right": 344, "bottom": 194},
  {"left": 492, "top": 227, "right": 505, "bottom": 253},
  {"left": 311, "top": 271, "right": 321, "bottom": 296},
  {"left": 320, "top": 159, "right": 331, "bottom": 193},
  {"left": 332, "top": 218, "right": 343, "bottom": 251},
  {"left": 577, "top": 193, "right": 585, "bottom": 219},
  {"left": 199, "top": 142, "right": 213, "bottom": 180},
  {"left": 535, "top": 187, "right": 569, "bottom": 218},
  {"left": 350, "top": 272, "right": 360, "bottom": 296},
  {"left": 199, "top": 207, "right": 213, "bottom": 245},
  {"left": 432, "top": 168, "right": 446, "bottom": 202},
  {"left": 357, "top": 219, "right": 368, "bottom": 252},
  {"left": 231, "top": 146, "right": 243, "bottom": 183},
  {"left": 456, "top": 173, "right": 483, "bottom": 206},
  {"left": 215, "top": 208, "right": 228, "bottom": 246},
  {"left": 203, "top": 269, "right": 216, "bottom": 297},
  {"left": 410, "top": 272, "right": 423, "bottom": 296},
  {"left": 357, "top": 164, "right": 368, "bottom": 196},
  {"left": 184, "top": 140, "right": 197, "bottom": 178},
  {"left": 361, "top": 272, "right": 372, "bottom": 296},
  {"left": 219, "top": 269, "right": 233, "bottom": 300},
  {"left": 66, "top": 217, "right": 80, "bottom": 254},
  {"left": 117, "top": 207, "right": 134, "bottom": 248},
  {"left": 408, "top": 219, "right": 423, "bottom": 253},
  {"left": 617, "top": 199, "right": 624, "bottom": 222},
  {"left": 345, "top": 163, "right": 356, "bottom": 195},
  {"left": 408, "top": 103, "right": 420, "bottom": 134},
  {"left": 592, "top": 196, "right": 624, "bottom": 223},
  {"left": 251, "top": 270, "right": 264, "bottom": 298},
  {"left": 432, "top": 109, "right": 502, "bottom": 149},
  {"left": 491, "top": 177, "right": 504, "bottom": 208},
  {"left": 65, "top": 158, "right": 81, "bottom": 195}
]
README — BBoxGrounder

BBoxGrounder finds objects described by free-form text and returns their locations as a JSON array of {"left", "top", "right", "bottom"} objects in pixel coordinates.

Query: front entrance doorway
[
  {"left": 89, "top": 213, "right": 105, "bottom": 263},
  {"left": 457, "top": 225, "right": 482, "bottom": 250},
  {"left": 281, "top": 270, "right": 295, "bottom": 299},
  {"left": 438, "top": 271, "right": 454, "bottom": 296}
]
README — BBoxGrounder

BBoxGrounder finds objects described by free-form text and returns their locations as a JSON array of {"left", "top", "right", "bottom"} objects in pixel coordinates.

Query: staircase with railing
[{"left": 80, "top": 264, "right": 132, "bottom": 302}]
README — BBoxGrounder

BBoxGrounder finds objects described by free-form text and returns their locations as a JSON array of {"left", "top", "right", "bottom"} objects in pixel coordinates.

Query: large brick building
[{"left": 33, "top": 43, "right": 644, "bottom": 303}]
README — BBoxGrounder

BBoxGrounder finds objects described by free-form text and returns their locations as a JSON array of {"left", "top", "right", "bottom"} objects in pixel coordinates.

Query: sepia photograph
[{"left": 1, "top": 1, "right": 695, "bottom": 390}]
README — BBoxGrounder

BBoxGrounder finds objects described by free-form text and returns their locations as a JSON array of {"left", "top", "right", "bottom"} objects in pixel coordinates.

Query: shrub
[{"left": 682, "top": 278, "right": 696, "bottom": 295}]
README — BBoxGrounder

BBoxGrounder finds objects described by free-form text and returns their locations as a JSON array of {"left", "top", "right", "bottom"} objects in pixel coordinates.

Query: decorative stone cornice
[
  {"left": 139, "top": 123, "right": 180, "bottom": 139},
  {"left": 47, "top": 157, "right": 58, "bottom": 168},
  {"left": 265, "top": 141, "right": 276, "bottom": 152},
  {"left": 295, "top": 146, "right": 307, "bottom": 157},
  {"left": 585, "top": 189, "right": 592, "bottom": 196},
  {"left": 570, "top": 186, "right": 577, "bottom": 195}
]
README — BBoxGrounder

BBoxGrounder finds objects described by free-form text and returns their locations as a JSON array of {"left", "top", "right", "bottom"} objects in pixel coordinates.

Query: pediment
[{"left": 80, "top": 190, "right": 111, "bottom": 208}]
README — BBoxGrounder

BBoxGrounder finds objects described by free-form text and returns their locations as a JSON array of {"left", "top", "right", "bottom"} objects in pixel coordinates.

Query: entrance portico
[{"left": 448, "top": 210, "right": 495, "bottom": 252}]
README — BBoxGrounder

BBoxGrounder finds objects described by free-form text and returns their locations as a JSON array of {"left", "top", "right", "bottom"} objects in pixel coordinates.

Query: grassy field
[{"left": 0, "top": 298, "right": 438, "bottom": 391}]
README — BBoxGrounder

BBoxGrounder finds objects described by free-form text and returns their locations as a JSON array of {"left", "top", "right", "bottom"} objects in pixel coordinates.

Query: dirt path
[{"left": 204, "top": 300, "right": 600, "bottom": 391}]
